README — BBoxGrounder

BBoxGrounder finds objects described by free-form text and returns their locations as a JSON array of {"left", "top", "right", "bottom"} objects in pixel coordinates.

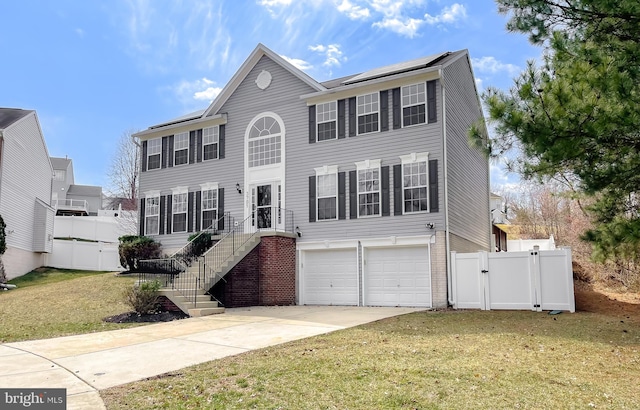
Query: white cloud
[
  {"left": 336, "top": 0, "right": 371, "bottom": 20},
  {"left": 424, "top": 3, "right": 467, "bottom": 25},
  {"left": 171, "top": 77, "right": 222, "bottom": 105},
  {"left": 281, "top": 55, "right": 314, "bottom": 71},
  {"left": 471, "top": 56, "right": 521, "bottom": 76},
  {"left": 309, "top": 43, "right": 346, "bottom": 67},
  {"left": 373, "top": 17, "right": 424, "bottom": 38}
]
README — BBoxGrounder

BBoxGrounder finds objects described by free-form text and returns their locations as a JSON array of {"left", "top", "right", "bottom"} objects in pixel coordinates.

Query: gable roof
[
  {"left": 67, "top": 184, "right": 102, "bottom": 197},
  {"left": 0, "top": 108, "right": 33, "bottom": 130},
  {"left": 203, "top": 43, "right": 326, "bottom": 117}
]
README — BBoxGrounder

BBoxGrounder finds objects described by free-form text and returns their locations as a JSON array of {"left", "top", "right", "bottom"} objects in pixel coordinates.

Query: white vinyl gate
[{"left": 451, "top": 248, "right": 575, "bottom": 312}]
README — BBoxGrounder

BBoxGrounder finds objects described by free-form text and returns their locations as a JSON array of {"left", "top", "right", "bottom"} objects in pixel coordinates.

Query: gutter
[{"left": 440, "top": 69, "right": 454, "bottom": 307}]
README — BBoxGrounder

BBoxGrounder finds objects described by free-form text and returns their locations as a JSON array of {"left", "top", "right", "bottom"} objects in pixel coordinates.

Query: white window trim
[
  {"left": 247, "top": 115, "right": 282, "bottom": 168},
  {"left": 144, "top": 190, "right": 161, "bottom": 236},
  {"left": 355, "top": 159, "right": 382, "bottom": 218},
  {"left": 173, "top": 132, "right": 189, "bottom": 167},
  {"left": 171, "top": 186, "right": 189, "bottom": 233},
  {"left": 400, "top": 152, "right": 430, "bottom": 214},
  {"left": 356, "top": 92, "right": 380, "bottom": 136},
  {"left": 314, "top": 165, "right": 339, "bottom": 221},
  {"left": 316, "top": 101, "right": 338, "bottom": 142},
  {"left": 401, "top": 83, "right": 427, "bottom": 128},
  {"left": 200, "top": 183, "right": 219, "bottom": 230},
  {"left": 202, "top": 126, "right": 219, "bottom": 161},
  {"left": 147, "top": 138, "right": 162, "bottom": 171}
]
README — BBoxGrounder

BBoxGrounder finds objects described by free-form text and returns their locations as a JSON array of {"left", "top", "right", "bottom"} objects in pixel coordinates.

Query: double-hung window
[
  {"left": 401, "top": 153, "right": 429, "bottom": 213},
  {"left": 316, "top": 101, "right": 337, "bottom": 141},
  {"left": 203, "top": 126, "right": 219, "bottom": 161},
  {"left": 200, "top": 183, "right": 218, "bottom": 229},
  {"left": 315, "top": 166, "right": 338, "bottom": 221},
  {"left": 144, "top": 192, "right": 160, "bottom": 235},
  {"left": 174, "top": 132, "right": 189, "bottom": 166},
  {"left": 402, "top": 83, "right": 426, "bottom": 126},
  {"left": 172, "top": 188, "right": 188, "bottom": 232},
  {"left": 356, "top": 159, "right": 381, "bottom": 217},
  {"left": 147, "top": 138, "right": 161, "bottom": 170},
  {"left": 357, "top": 92, "right": 379, "bottom": 134}
]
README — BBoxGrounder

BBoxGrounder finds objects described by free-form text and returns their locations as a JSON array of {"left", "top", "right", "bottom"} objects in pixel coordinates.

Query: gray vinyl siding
[
  {"left": 290, "top": 81, "right": 445, "bottom": 242},
  {"left": 442, "top": 55, "right": 491, "bottom": 251},
  {"left": 0, "top": 112, "right": 53, "bottom": 253}
]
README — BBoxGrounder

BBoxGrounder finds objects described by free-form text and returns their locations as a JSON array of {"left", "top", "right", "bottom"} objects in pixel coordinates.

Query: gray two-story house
[{"left": 135, "top": 44, "right": 490, "bottom": 310}]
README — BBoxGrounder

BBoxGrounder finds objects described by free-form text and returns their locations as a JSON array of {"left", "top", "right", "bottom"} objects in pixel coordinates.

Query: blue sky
[{"left": 1, "top": 0, "right": 538, "bottom": 192}]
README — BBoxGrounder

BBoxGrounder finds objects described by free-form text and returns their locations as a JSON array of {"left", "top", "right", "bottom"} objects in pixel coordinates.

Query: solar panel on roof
[{"left": 343, "top": 52, "right": 449, "bottom": 85}]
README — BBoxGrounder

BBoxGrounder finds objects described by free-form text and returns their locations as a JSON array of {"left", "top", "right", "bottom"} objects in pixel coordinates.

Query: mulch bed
[{"left": 103, "top": 311, "right": 189, "bottom": 323}]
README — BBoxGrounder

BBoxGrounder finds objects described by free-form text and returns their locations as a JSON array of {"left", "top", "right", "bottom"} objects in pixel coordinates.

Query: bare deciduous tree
[{"left": 107, "top": 129, "right": 140, "bottom": 211}]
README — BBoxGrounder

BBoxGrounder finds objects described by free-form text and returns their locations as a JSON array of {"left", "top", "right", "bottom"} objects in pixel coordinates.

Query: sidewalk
[{"left": 0, "top": 306, "right": 424, "bottom": 410}]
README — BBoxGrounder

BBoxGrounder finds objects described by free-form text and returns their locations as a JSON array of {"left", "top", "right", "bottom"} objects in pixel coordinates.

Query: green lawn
[
  {"left": 0, "top": 268, "right": 142, "bottom": 343},
  {"left": 101, "top": 309, "right": 640, "bottom": 409}
]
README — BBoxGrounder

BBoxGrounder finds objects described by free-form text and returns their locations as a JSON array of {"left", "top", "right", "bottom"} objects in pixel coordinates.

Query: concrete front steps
[{"left": 159, "top": 289, "right": 225, "bottom": 317}]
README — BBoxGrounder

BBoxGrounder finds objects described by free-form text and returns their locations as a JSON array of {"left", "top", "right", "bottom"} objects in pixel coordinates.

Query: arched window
[{"left": 248, "top": 115, "right": 282, "bottom": 167}]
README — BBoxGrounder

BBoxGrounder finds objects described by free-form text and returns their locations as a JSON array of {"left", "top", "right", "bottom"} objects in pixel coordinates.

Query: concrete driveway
[{"left": 0, "top": 306, "right": 425, "bottom": 410}]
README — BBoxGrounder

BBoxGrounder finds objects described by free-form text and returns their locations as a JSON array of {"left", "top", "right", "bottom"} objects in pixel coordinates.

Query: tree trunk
[{"left": 0, "top": 257, "right": 7, "bottom": 284}]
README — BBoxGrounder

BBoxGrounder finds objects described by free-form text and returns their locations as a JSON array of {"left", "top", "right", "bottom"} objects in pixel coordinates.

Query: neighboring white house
[
  {"left": 51, "top": 156, "right": 103, "bottom": 216},
  {"left": 0, "top": 108, "right": 55, "bottom": 280}
]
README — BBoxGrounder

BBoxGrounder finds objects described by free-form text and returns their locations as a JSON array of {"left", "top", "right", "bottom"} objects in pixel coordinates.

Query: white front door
[{"left": 250, "top": 181, "right": 283, "bottom": 230}]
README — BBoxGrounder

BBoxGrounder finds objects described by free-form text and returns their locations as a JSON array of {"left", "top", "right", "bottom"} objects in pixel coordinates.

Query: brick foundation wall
[
  {"left": 211, "top": 245, "right": 260, "bottom": 308},
  {"left": 258, "top": 236, "right": 296, "bottom": 306},
  {"left": 158, "top": 295, "right": 182, "bottom": 312}
]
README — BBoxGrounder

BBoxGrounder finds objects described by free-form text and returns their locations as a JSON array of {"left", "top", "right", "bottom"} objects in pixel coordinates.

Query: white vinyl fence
[
  {"left": 451, "top": 248, "right": 575, "bottom": 312},
  {"left": 45, "top": 240, "right": 123, "bottom": 271}
]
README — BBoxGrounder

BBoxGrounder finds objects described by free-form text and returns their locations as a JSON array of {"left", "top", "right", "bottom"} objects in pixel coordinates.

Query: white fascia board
[
  {"left": 360, "top": 235, "right": 433, "bottom": 248},
  {"left": 300, "top": 66, "right": 441, "bottom": 105},
  {"left": 133, "top": 113, "right": 226, "bottom": 140},
  {"left": 296, "top": 239, "right": 359, "bottom": 250},
  {"left": 204, "top": 43, "right": 326, "bottom": 117}
]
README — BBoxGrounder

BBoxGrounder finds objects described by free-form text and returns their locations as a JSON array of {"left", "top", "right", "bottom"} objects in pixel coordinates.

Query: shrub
[
  {"left": 118, "top": 235, "right": 161, "bottom": 272},
  {"left": 186, "top": 231, "right": 213, "bottom": 259},
  {"left": 124, "top": 280, "right": 161, "bottom": 315}
]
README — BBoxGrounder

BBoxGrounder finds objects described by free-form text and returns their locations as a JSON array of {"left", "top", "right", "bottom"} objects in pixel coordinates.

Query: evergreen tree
[{"left": 471, "top": 1, "right": 640, "bottom": 261}]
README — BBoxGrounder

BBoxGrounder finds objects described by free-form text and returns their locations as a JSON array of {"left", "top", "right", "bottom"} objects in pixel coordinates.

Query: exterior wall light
[{"left": 236, "top": 183, "right": 242, "bottom": 194}]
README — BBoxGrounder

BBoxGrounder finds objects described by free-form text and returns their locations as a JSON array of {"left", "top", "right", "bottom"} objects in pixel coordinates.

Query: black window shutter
[
  {"left": 168, "top": 135, "right": 174, "bottom": 168},
  {"left": 349, "top": 170, "right": 357, "bottom": 219},
  {"left": 308, "top": 176, "right": 316, "bottom": 222},
  {"left": 141, "top": 141, "right": 148, "bottom": 172},
  {"left": 338, "top": 172, "right": 346, "bottom": 220},
  {"left": 217, "top": 188, "right": 225, "bottom": 231},
  {"left": 427, "top": 80, "right": 437, "bottom": 123},
  {"left": 380, "top": 90, "right": 389, "bottom": 132},
  {"left": 161, "top": 137, "right": 168, "bottom": 169},
  {"left": 196, "top": 129, "right": 203, "bottom": 163},
  {"left": 166, "top": 195, "right": 172, "bottom": 234},
  {"left": 392, "top": 87, "right": 401, "bottom": 129},
  {"left": 381, "top": 166, "right": 390, "bottom": 216},
  {"left": 139, "top": 198, "right": 146, "bottom": 235},
  {"left": 195, "top": 191, "right": 202, "bottom": 231},
  {"left": 348, "top": 97, "right": 356, "bottom": 137},
  {"left": 308, "top": 106, "right": 316, "bottom": 144},
  {"left": 219, "top": 125, "right": 225, "bottom": 159},
  {"left": 337, "top": 99, "right": 346, "bottom": 139},
  {"left": 429, "top": 159, "right": 439, "bottom": 212},
  {"left": 189, "top": 131, "right": 196, "bottom": 164},
  {"left": 159, "top": 196, "right": 166, "bottom": 234},
  {"left": 393, "top": 164, "right": 403, "bottom": 215},
  {"left": 187, "top": 191, "right": 194, "bottom": 232}
]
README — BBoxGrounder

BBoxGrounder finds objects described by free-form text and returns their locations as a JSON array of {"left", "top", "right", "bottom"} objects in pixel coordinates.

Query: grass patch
[
  {"left": 101, "top": 310, "right": 640, "bottom": 409},
  {"left": 0, "top": 269, "right": 143, "bottom": 343}
]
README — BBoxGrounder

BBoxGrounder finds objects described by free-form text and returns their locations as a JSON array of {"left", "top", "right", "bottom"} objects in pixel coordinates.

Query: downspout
[{"left": 440, "top": 69, "right": 454, "bottom": 307}]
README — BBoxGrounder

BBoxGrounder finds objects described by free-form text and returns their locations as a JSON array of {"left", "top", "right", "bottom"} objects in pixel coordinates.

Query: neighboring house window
[
  {"left": 203, "top": 126, "right": 219, "bottom": 161},
  {"left": 401, "top": 152, "right": 429, "bottom": 213},
  {"left": 248, "top": 115, "right": 282, "bottom": 167},
  {"left": 174, "top": 132, "right": 189, "bottom": 166},
  {"left": 53, "top": 170, "right": 66, "bottom": 181},
  {"left": 357, "top": 93, "right": 379, "bottom": 134},
  {"left": 315, "top": 165, "right": 338, "bottom": 221},
  {"left": 147, "top": 138, "right": 162, "bottom": 170},
  {"left": 316, "top": 101, "right": 337, "bottom": 141},
  {"left": 172, "top": 189, "right": 188, "bottom": 232},
  {"left": 356, "top": 159, "right": 381, "bottom": 217},
  {"left": 201, "top": 187, "right": 218, "bottom": 229},
  {"left": 402, "top": 83, "right": 426, "bottom": 127},
  {"left": 145, "top": 194, "right": 160, "bottom": 235}
]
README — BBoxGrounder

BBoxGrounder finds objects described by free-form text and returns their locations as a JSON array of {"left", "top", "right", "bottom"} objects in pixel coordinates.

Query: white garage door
[
  {"left": 302, "top": 248, "right": 358, "bottom": 306},
  {"left": 364, "top": 246, "right": 431, "bottom": 307}
]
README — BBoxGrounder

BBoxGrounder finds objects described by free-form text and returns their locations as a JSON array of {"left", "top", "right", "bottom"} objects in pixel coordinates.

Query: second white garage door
[
  {"left": 364, "top": 246, "right": 431, "bottom": 307},
  {"left": 302, "top": 248, "right": 358, "bottom": 306}
]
